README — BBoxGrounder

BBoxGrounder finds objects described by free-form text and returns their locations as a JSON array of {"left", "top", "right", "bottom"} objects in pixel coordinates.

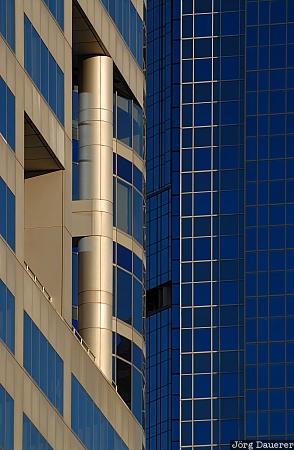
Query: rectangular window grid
[
  {"left": 24, "top": 15, "right": 64, "bottom": 125},
  {"left": 71, "top": 374, "right": 129, "bottom": 450},
  {"left": 0, "top": 279, "right": 15, "bottom": 353},
  {"left": 23, "top": 311, "right": 64, "bottom": 415}
]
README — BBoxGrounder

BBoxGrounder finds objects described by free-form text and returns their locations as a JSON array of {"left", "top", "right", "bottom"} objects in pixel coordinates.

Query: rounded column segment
[{"left": 78, "top": 56, "right": 113, "bottom": 381}]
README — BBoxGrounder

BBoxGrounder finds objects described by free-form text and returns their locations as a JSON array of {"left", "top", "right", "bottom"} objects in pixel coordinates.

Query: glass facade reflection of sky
[{"left": 146, "top": 0, "right": 294, "bottom": 448}]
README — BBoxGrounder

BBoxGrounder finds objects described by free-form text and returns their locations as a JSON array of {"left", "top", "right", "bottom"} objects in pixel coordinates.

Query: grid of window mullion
[{"left": 24, "top": 15, "right": 64, "bottom": 125}]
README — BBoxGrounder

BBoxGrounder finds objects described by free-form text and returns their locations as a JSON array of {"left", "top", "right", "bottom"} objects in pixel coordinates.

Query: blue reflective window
[
  {"left": 24, "top": 16, "right": 64, "bottom": 124},
  {"left": 0, "top": 384, "right": 14, "bottom": 450},
  {"left": 0, "top": 0, "right": 14, "bottom": 50},
  {"left": 71, "top": 374, "right": 128, "bottom": 450},
  {"left": 23, "top": 414, "right": 53, "bottom": 450},
  {"left": 23, "top": 312, "right": 63, "bottom": 415},
  {"left": 42, "top": 0, "right": 64, "bottom": 29},
  {"left": 117, "top": 268, "right": 132, "bottom": 324},
  {"left": 0, "top": 280, "right": 14, "bottom": 354},
  {"left": 0, "top": 77, "right": 15, "bottom": 151},
  {"left": 0, "top": 177, "right": 15, "bottom": 251},
  {"left": 133, "top": 278, "right": 143, "bottom": 333}
]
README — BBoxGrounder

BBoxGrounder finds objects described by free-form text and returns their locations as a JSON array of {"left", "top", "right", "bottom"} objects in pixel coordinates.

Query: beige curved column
[{"left": 78, "top": 56, "right": 113, "bottom": 381}]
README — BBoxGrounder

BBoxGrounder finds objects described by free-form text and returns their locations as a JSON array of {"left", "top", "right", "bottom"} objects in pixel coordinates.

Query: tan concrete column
[{"left": 78, "top": 56, "right": 113, "bottom": 381}]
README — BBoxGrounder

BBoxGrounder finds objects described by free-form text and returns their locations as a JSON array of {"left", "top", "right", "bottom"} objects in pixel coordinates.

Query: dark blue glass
[
  {"left": 23, "top": 313, "right": 63, "bottom": 415},
  {"left": 23, "top": 414, "right": 53, "bottom": 450},
  {"left": 117, "top": 268, "right": 132, "bottom": 324},
  {"left": 24, "top": 16, "right": 64, "bottom": 124}
]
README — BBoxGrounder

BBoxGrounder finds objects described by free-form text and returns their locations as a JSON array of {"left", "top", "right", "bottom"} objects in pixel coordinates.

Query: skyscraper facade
[
  {"left": 146, "top": 0, "right": 294, "bottom": 449},
  {"left": 0, "top": 0, "right": 145, "bottom": 449}
]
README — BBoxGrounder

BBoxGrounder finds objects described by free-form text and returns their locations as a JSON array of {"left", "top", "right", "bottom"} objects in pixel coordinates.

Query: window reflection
[
  {"left": 117, "top": 179, "right": 132, "bottom": 235},
  {"left": 117, "top": 96, "right": 132, "bottom": 147},
  {"left": 114, "top": 92, "right": 144, "bottom": 158}
]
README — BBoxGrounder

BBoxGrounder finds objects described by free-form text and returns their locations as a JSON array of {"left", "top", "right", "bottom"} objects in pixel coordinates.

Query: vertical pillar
[{"left": 78, "top": 56, "right": 113, "bottom": 381}]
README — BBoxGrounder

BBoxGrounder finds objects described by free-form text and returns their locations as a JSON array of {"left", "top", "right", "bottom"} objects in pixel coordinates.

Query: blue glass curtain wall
[
  {"left": 24, "top": 15, "right": 64, "bottom": 124},
  {"left": 100, "top": 0, "right": 144, "bottom": 68},
  {"left": 0, "top": 0, "right": 15, "bottom": 50},
  {"left": 71, "top": 374, "right": 129, "bottom": 450},
  {"left": 0, "top": 76, "right": 15, "bottom": 151},
  {"left": 23, "top": 414, "right": 53, "bottom": 450},
  {"left": 23, "top": 312, "right": 64, "bottom": 415},
  {"left": 0, "top": 176, "right": 15, "bottom": 251},
  {"left": 42, "top": 0, "right": 64, "bottom": 30},
  {"left": 0, "top": 280, "right": 15, "bottom": 353},
  {"left": 0, "top": 384, "right": 14, "bottom": 450}
]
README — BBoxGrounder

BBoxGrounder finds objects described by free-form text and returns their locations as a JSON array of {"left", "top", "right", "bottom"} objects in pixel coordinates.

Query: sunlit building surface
[
  {"left": 146, "top": 1, "right": 294, "bottom": 449},
  {"left": 0, "top": 0, "right": 145, "bottom": 448}
]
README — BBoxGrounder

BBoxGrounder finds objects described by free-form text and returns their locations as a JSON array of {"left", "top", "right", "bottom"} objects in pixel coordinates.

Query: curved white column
[{"left": 78, "top": 56, "right": 113, "bottom": 381}]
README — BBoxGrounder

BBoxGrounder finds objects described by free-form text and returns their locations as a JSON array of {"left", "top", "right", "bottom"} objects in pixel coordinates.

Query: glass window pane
[
  {"left": 7, "top": 188, "right": 15, "bottom": 251},
  {"left": 0, "top": 77, "right": 7, "bottom": 142},
  {"left": 133, "top": 190, "right": 143, "bottom": 244},
  {"left": 133, "top": 279, "right": 142, "bottom": 334},
  {"left": 32, "top": 322, "right": 40, "bottom": 384},
  {"left": 0, "top": 281, "right": 6, "bottom": 345},
  {"left": 5, "top": 392, "right": 14, "bottom": 450},
  {"left": 117, "top": 96, "right": 132, "bottom": 147},
  {"left": 130, "top": 3, "right": 137, "bottom": 57},
  {"left": 55, "top": 354, "right": 63, "bottom": 414},
  {"left": 93, "top": 408, "right": 100, "bottom": 450},
  {"left": 7, "top": 87, "right": 15, "bottom": 151},
  {"left": 56, "top": 65, "right": 64, "bottom": 124},
  {"left": 133, "top": 103, "right": 143, "bottom": 157},
  {"left": 122, "top": 0, "right": 129, "bottom": 45},
  {"left": 49, "top": 54, "right": 57, "bottom": 115},
  {"left": 0, "top": 0, "right": 7, "bottom": 41},
  {"left": 7, "top": 0, "right": 15, "bottom": 50},
  {"left": 40, "top": 333, "right": 48, "bottom": 396},
  {"left": 23, "top": 415, "right": 31, "bottom": 450},
  {"left": 117, "top": 180, "right": 132, "bottom": 235},
  {"left": 24, "top": 16, "right": 32, "bottom": 76},
  {"left": 116, "top": 358, "right": 131, "bottom": 407},
  {"left": 56, "top": 0, "right": 64, "bottom": 29},
  {"left": 32, "top": 26, "right": 40, "bottom": 90},
  {"left": 48, "top": 344, "right": 56, "bottom": 406},
  {"left": 23, "top": 312, "right": 32, "bottom": 373},
  {"left": 41, "top": 42, "right": 49, "bottom": 102},
  {"left": 117, "top": 268, "right": 132, "bottom": 324},
  {"left": 6, "top": 289, "right": 14, "bottom": 353},
  {"left": 0, "top": 386, "right": 4, "bottom": 448},
  {"left": 71, "top": 375, "right": 79, "bottom": 433}
]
